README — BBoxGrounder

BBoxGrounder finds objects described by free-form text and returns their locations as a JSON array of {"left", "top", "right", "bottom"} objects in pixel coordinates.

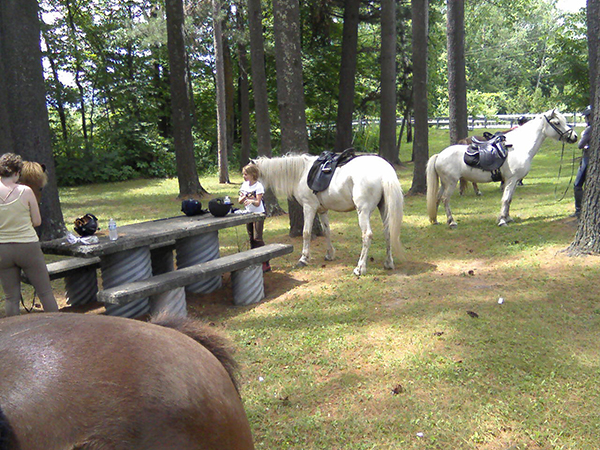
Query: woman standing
[{"left": 0, "top": 153, "right": 58, "bottom": 316}]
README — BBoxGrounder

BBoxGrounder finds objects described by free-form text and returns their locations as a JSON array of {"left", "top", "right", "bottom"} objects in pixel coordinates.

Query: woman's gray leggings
[{"left": 0, "top": 242, "right": 58, "bottom": 316}]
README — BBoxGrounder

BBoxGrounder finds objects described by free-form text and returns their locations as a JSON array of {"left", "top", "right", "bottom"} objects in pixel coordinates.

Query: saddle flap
[
  {"left": 307, "top": 148, "right": 357, "bottom": 194},
  {"left": 464, "top": 133, "right": 510, "bottom": 172}
]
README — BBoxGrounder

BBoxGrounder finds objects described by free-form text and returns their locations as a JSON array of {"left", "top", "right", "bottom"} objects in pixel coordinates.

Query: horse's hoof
[
  {"left": 295, "top": 260, "right": 308, "bottom": 268},
  {"left": 384, "top": 262, "right": 395, "bottom": 270},
  {"left": 498, "top": 220, "right": 507, "bottom": 227},
  {"left": 448, "top": 222, "right": 458, "bottom": 229},
  {"left": 324, "top": 254, "right": 335, "bottom": 261},
  {"left": 353, "top": 267, "right": 366, "bottom": 277},
  {"left": 476, "top": 192, "right": 483, "bottom": 196}
]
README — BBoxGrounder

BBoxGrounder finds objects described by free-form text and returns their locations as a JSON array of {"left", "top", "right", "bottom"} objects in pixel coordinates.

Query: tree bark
[
  {"left": 379, "top": 0, "right": 398, "bottom": 165},
  {"left": 272, "top": 0, "right": 309, "bottom": 154},
  {"left": 447, "top": 0, "right": 468, "bottom": 145},
  {"left": 567, "top": 0, "right": 600, "bottom": 255},
  {"left": 588, "top": 0, "right": 600, "bottom": 103},
  {"left": 409, "top": 0, "right": 429, "bottom": 194},
  {"left": 212, "top": 0, "right": 230, "bottom": 184},
  {"left": 334, "top": 0, "right": 360, "bottom": 153},
  {"left": 165, "top": 0, "right": 206, "bottom": 198},
  {"left": 247, "top": 0, "right": 273, "bottom": 157},
  {"left": 0, "top": 0, "right": 66, "bottom": 240},
  {"left": 237, "top": 35, "right": 251, "bottom": 170}
]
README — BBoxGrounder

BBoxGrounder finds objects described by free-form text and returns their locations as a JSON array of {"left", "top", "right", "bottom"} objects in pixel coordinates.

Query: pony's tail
[
  {"left": 382, "top": 173, "right": 404, "bottom": 259},
  {"left": 150, "top": 313, "right": 240, "bottom": 393},
  {"left": 0, "top": 406, "right": 16, "bottom": 450},
  {"left": 426, "top": 154, "right": 440, "bottom": 224}
]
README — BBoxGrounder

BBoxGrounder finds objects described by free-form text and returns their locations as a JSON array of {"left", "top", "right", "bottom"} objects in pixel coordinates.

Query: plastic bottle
[
  {"left": 224, "top": 195, "right": 231, "bottom": 204},
  {"left": 108, "top": 218, "right": 118, "bottom": 241}
]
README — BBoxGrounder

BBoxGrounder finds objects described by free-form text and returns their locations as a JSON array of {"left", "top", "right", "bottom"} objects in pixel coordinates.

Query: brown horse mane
[
  {"left": 19, "top": 161, "right": 48, "bottom": 204},
  {"left": 149, "top": 313, "right": 241, "bottom": 393}
]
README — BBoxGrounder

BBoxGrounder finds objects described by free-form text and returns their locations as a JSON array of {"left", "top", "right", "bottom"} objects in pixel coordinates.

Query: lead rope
[
  {"left": 20, "top": 290, "right": 37, "bottom": 313},
  {"left": 554, "top": 139, "right": 576, "bottom": 202}
]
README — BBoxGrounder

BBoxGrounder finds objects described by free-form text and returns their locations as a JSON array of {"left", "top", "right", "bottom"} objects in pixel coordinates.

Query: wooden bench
[{"left": 97, "top": 243, "right": 293, "bottom": 306}]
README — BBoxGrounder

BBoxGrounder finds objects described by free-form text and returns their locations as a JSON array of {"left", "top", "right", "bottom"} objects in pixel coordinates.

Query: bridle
[{"left": 544, "top": 112, "right": 576, "bottom": 142}]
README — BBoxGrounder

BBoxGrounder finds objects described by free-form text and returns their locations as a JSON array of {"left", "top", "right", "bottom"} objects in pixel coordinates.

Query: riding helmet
[
  {"left": 74, "top": 213, "right": 99, "bottom": 236},
  {"left": 181, "top": 199, "right": 203, "bottom": 216}
]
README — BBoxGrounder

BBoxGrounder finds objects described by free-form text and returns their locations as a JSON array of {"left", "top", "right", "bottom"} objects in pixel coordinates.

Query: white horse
[
  {"left": 254, "top": 153, "right": 404, "bottom": 276},
  {"left": 427, "top": 109, "right": 577, "bottom": 228}
]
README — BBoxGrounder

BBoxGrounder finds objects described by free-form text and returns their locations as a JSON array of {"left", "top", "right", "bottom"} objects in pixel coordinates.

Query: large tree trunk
[
  {"left": 165, "top": 0, "right": 206, "bottom": 198},
  {"left": 272, "top": 0, "right": 309, "bottom": 227},
  {"left": 447, "top": 0, "right": 468, "bottom": 145},
  {"left": 247, "top": 0, "right": 272, "bottom": 157},
  {"left": 213, "top": 0, "right": 230, "bottom": 184},
  {"left": 567, "top": 0, "right": 600, "bottom": 255},
  {"left": 236, "top": 7, "right": 251, "bottom": 170},
  {"left": 272, "top": 0, "right": 309, "bottom": 155},
  {"left": 408, "top": 0, "right": 429, "bottom": 194},
  {"left": 334, "top": 0, "right": 360, "bottom": 153},
  {"left": 588, "top": 0, "right": 600, "bottom": 103},
  {"left": 379, "top": 0, "right": 398, "bottom": 165},
  {"left": 0, "top": 0, "right": 66, "bottom": 240}
]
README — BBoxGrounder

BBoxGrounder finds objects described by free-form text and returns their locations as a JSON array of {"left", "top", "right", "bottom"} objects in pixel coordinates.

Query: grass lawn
[{"left": 3, "top": 126, "right": 600, "bottom": 449}]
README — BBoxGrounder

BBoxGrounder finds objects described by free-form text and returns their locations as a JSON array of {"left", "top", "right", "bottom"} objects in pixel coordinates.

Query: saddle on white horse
[
  {"left": 307, "top": 148, "right": 357, "bottom": 194},
  {"left": 464, "top": 132, "right": 512, "bottom": 181}
]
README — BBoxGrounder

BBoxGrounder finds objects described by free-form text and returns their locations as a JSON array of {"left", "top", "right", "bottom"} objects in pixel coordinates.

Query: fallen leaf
[{"left": 467, "top": 310, "right": 479, "bottom": 318}]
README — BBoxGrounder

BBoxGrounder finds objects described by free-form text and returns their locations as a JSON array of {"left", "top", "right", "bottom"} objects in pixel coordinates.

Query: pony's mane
[
  {"left": 20, "top": 161, "right": 48, "bottom": 189},
  {"left": 150, "top": 313, "right": 240, "bottom": 393},
  {"left": 255, "top": 153, "right": 314, "bottom": 199}
]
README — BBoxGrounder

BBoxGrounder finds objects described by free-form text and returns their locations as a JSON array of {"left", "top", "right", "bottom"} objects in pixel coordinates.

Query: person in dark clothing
[{"left": 572, "top": 106, "right": 593, "bottom": 219}]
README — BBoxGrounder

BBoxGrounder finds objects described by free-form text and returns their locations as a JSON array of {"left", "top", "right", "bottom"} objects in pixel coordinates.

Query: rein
[
  {"left": 544, "top": 113, "right": 575, "bottom": 142},
  {"left": 553, "top": 134, "right": 577, "bottom": 202}
]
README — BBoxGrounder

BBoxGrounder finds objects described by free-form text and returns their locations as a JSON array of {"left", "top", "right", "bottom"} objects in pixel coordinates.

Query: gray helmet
[{"left": 582, "top": 105, "right": 592, "bottom": 116}]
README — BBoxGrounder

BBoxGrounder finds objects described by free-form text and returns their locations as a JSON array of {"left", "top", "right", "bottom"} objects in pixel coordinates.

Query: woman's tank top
[{"left": 0, "top": 189, "right": 38, "bottom": 243}]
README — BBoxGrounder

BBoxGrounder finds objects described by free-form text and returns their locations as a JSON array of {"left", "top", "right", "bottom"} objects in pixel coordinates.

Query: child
[{"left": 238, "top": 163, "right": 270, "bottom": 272}]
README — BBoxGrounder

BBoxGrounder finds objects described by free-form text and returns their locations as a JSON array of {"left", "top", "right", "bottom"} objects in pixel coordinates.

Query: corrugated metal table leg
[
  {"left": 176, "top": 232, "right": 222, "bottom": 294},
  {"left": 101, "top": 247, "right": 152, "bottom": 318},
  {"left": 231, "top": 264, "right": 264, "bottom": 306},
  {"left": 149, "top": 244, "right": 186, "bottom": 317},
  {"left": 64, "top": 268, "right": 98, "bottom": 306}
]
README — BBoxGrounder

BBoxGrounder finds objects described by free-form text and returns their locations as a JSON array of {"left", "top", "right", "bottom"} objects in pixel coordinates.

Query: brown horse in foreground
[{"left": 0, "top": 313, "right": 255, "bottom": 450}]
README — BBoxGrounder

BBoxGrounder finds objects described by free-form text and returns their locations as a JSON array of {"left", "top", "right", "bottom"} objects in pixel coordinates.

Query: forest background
[{"left": 37, "top": 0, "right": 589, "bottom": 186}]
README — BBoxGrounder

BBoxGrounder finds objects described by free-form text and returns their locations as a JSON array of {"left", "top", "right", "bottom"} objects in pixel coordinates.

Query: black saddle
[
  {"left": 463, "top": 132, "right": 511, "bottom": 182},
  {"left": 307, "top": 148, "right": 356, "bottom": 194}
]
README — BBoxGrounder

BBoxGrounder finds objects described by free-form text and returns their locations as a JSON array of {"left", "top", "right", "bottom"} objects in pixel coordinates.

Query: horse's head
[
  {"left": 543, "top": 109, "right": 578, "bottom": 144},
  {"left": 20, "top": 161, "right": 47, "bottom": 204}
]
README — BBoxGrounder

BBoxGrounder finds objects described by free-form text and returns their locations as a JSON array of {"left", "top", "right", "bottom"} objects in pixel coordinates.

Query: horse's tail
[
  {"left": 426, "top": 154, "right": 440, "bottom": 224},
  {"left": 0, "top": 406, "right": 16, "bottom": 450},
  {"left": 381, "top": 171, "right": 404, "bottom": 259},
  {"left": 150, "top": 313, "right": 240, "bottom": 392}
]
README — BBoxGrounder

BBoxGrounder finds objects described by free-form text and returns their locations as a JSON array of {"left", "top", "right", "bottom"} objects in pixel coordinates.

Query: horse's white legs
[
  {"left": 298, "top": 206, "right": 318, "bottom": 267},
  {"left": 498, "top": 180, "right": 518, "bottom": 226},
  {"left": 440, "top": 181, "right": 458, "bottom": 228},
  {"left": 354, "top": 209, "right": 374, "bottom": 276},
  {"left": 378, "top": 205, "right": 394, "bottom": 270},
  {"left": 319, "top": 212, "right": 335, "bottom": 261}
]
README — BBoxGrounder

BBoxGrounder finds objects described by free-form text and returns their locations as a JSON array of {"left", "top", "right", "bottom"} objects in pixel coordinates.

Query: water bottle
[
  {"left": 108, "top": 218, "right": 118, "bottom": 241},
  {"left": 224, "top": 195, "right": 231, "bottom": 204}
]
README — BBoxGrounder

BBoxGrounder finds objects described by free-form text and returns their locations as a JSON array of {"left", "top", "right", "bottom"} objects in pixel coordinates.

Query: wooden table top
[{"left": 41, "top": 213, "right": 264, "bottom": 257}]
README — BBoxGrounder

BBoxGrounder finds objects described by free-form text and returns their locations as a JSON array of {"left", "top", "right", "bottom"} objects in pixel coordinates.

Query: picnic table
[{"left": 40, "top": 212, "right": 276, "bottom": 317}]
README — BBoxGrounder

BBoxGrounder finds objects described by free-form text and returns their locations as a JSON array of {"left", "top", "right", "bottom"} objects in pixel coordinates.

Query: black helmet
[
  {"left": 74, "top": 213, "right": 99, "bottom": 237},
  {"left": 582, "top": 105, "right": 592, "bottom": 117},
  {"left": 208, "top": 198, "right": 232, "bottom": 217},
  {"left": 181, "top": 199, "right": 203, "bottom": 216}
]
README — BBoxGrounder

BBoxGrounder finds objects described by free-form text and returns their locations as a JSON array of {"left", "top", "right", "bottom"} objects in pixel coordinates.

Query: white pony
[
  {"left": 254, "top": 154, "right": 404, "bottom": 276},
  {"left": 427, "top": 109, "right": 577, "bottom": 227}
]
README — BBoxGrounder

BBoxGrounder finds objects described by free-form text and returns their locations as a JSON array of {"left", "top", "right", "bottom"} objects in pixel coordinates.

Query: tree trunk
[
  {"left": 213, "top": 0, "right": 230, "bottom": 184},
  {"left": 0, "top": 0, "right": 66, "bottom": 240},
  {"left": 409, "top": 0, "right": 429, "bottom": 194},
  {"left": 588, "top": 0, "right": 600, "bottom": 103},
  {"left": 224, "top": 37, "right": 235, "bottom": 175},
  {"left": 379, "top": 0, "right": 398, "bottom": 165},
  {"left": 247, "top": 0, "right": 273, "bottom": 157},
  {"left": 237, "top": 38, "right": 251, "bottom": 170},
  {"left": 334, "top": 0, "right": 360, "bottom": 153},
  {"left": 272, "top": 0, "right": 309, "bottom": 154},
  {"left": 567, "top": 0, "right": 600, "bottom": 255},
  {"left": 288, "top": 197, "right": 323, "bottom": 238},
  {"left": 165, "top": 0, "right": 206, "bottom": 198},
  {"left": 447, "top": 0, "right": 468, "bottom": 145}
]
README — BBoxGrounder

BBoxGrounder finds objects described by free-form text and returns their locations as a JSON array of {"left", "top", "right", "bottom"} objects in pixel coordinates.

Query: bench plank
[{"left": 97, "top": 243, "right": 293, "bottom": 305}]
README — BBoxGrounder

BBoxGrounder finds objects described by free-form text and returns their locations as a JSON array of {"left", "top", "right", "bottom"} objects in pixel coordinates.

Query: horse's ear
[
  {"left": 249, "top": 159, "right": 257, "bottom": 165},
  {"left": 41, "top": 163, "right": 47, "bottom": 172}
]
